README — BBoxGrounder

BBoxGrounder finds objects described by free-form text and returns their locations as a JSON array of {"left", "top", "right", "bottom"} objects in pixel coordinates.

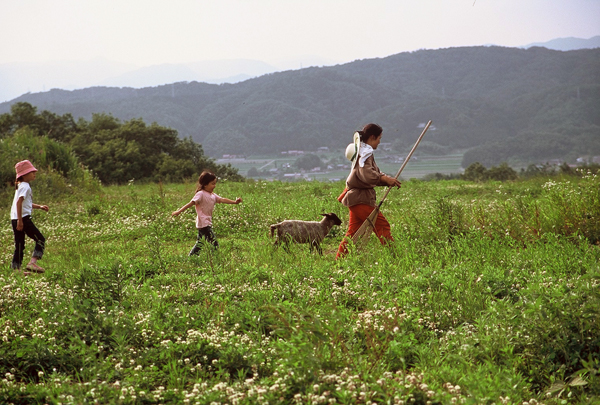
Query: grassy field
[
  {"left": 1, "top": 173, "right": 599, "bottom": 404},
  {"left": 217, "top": 152, "right": 465, "bottom": 181}
]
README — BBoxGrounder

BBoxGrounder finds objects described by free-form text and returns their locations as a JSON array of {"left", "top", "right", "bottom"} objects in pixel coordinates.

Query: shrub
[{"left": 0, "top": 127, "right": 101, "bottom": 200}]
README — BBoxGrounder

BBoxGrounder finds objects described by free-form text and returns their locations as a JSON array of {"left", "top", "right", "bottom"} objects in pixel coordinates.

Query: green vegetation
[
  {"left": 0, "top": 102, "right": 241, "bottom": 185},
  {"left": 294, "top": 154, "right": 324, "bottom": 171},
  {"left": 2, "top": 47, "right": 599, "bottom": 165},
  {"left": 1, "top": 170, "right": 599, "bottom": 404}
]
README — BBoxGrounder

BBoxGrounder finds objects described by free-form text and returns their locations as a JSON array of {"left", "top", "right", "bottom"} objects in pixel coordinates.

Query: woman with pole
[
  {"left": 336, "top": 123, "right": 401, "bottom": 259},
  {"left": 336, "top": 121, "right": 432, "bottom": 258}
]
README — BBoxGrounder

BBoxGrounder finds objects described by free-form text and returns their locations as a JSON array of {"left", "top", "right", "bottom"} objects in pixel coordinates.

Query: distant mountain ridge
[
  {"left": 99, "top": 59, "right": 280, "bottom": 88},
  {"left": 0, "top": 58, "right": 136, "bottom": 103},
  {"left": 523, "top": 35, "right": 600, "bottom": 51},
  {"left": 0, "top": 56, "right": 334, "bottom": 103},
  {"left": 1, "top": 45, "right": 599, "bottom": 167},
  {"left": 2, "top": 35, "right": 597, "bottom": 103}
]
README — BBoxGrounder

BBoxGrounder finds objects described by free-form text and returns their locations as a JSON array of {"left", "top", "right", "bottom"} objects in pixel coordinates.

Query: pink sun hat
[{"left": 15, "top": 160, "right": 38, "bottom": 179}]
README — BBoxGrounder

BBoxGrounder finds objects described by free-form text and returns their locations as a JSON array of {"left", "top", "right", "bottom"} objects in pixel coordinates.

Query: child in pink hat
[{"left": 10, "top": 160, "right": 49, "bottom": 275}]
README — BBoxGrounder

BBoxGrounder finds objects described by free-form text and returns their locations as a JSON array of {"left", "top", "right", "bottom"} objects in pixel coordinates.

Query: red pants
[{"left": 336, "top": 204, "right": 394, "bottom": 259}]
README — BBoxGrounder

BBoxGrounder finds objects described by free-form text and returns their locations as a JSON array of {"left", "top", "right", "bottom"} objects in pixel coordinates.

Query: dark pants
[
  {"left": 11, "top": 215, "right": 45, "bottom": 269},
  {"left": 189, "top": 226, "right": 218, "bottom": 256}
]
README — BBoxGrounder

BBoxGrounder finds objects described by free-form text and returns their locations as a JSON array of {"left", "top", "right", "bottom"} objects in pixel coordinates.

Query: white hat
[{"left": 345, "top": 132, "right": 360, "bottom": 169}]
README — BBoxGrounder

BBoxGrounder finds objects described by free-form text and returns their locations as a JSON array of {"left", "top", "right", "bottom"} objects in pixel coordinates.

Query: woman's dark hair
[
  {"left": 358, "top": 123, "right": 383, "bottom": 143},
  {"left": 196, "top": 170, "right": 217, "bottom": 192}
]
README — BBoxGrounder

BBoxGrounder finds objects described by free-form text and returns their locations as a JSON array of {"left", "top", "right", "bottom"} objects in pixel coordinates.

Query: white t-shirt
[
  {"left": 11, "top": 182, "right": 33, "bottom": 220},
  {"left": 191, "top": 190, "right": 222, "bottom": 228}
]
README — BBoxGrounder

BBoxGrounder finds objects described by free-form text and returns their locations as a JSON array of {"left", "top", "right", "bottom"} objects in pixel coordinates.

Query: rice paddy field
[
  {"left": 216, "top": 152, "right": 465, "bottom": 181},
  {"left": 0, "top": 171, "right": 599, "bottom": 404}
]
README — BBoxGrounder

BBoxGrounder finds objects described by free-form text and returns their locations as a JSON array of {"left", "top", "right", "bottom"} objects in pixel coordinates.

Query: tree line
[{"left": 0, "top": 102, "right": 242, "bottom": 187}]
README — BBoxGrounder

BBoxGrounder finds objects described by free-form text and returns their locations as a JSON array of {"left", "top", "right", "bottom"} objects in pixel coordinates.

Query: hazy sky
[{"left": 2, "top": 0, "right": 600, "bottom": 67}]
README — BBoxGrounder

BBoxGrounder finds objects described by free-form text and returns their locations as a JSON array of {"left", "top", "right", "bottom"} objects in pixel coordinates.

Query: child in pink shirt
[{"left": 172, "top": 171, "right": 242, "bottom": 255}]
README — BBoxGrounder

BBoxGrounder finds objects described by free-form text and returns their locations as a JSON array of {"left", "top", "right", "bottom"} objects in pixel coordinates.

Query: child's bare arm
[
  {"left": 172, "top": 201, "right": 195, "bottom": 217},
  {"left": 16, "top": 197, "right": 24, "bottom": 231},
  {"left": 220, "top": 197, "right": 242, "bottom": 205},
  {"left": 33, "top": 203, "right": 49, "bottom": 212}
]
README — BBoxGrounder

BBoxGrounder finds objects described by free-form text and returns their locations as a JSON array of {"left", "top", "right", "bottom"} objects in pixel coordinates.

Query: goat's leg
[{"left": 310, "top": 240, "right": 323, "bottom": 255}]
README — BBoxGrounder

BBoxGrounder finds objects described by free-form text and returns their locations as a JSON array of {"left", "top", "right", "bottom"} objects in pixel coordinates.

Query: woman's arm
[
  {"left": 381, "top": 175, "right": 401, "bottom": 189},
  {"left": 354, "top": 157, "right": 393, "bottom": 187},
  {"left": 361, "top": 157, "right": 401, "bottom": 189},
  {"left": 171, "top": 200, "right": 195, "bottom": 217}
]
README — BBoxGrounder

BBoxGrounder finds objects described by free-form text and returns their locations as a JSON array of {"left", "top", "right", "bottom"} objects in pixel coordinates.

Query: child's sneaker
[{"left": 26, "top": 262, "right": 45, "bottom": 273}]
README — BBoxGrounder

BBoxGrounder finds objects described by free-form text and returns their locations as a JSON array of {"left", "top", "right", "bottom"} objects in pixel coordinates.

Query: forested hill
[{"left": 2, "top": 46, "right": 599, "bottom": 166}]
